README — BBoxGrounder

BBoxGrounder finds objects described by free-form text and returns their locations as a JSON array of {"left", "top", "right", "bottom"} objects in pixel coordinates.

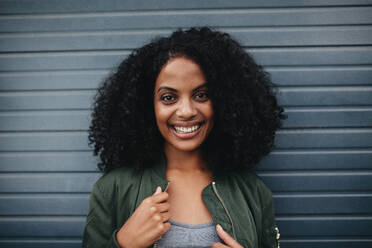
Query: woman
[{"left": 83, "top": 27, "right": 286, "bottom": 248}]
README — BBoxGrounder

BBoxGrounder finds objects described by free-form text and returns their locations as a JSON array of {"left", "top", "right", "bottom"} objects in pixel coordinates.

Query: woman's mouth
[
  {"left": 173, "top": 124, "right": 201, "bottom": 133},
  {"left": 170, "top": 122, "right": 204, "bottom": 138}
]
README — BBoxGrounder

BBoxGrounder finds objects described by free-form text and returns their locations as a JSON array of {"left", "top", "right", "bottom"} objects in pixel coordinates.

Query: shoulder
[
  {"left": 92, "top": 166, "right": 142, "bottom": 199},
  {"left": 231, "top": 169, "right": 273, "bottom": 206}
]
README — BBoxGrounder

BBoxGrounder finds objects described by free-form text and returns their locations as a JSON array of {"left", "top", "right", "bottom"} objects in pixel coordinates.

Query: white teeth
[{"left": 174, "top": 124, "right": 200, "bottom": 133}]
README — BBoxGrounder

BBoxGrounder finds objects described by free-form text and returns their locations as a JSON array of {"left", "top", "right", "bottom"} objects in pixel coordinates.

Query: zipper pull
[
  {"left": 164, "top": 181, "right": 170, "bottom": 192},
  {"left": 274, "top": 226, "right": 280, "bottom": 248}
]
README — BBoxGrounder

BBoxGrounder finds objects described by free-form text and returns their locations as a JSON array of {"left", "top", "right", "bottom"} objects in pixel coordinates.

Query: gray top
[{"left": 157, "top": 219, "right": 222, "bottom": 248}]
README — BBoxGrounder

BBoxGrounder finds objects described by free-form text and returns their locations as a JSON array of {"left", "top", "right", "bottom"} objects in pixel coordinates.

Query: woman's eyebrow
[
  {"left": 157, "top": 83, "right": 208, "bottom": 93},
  {"left": 192, "top": 83, "right": 208, "bottom": 92},
  {"left": 157, "top": 86, "right": 177, "bottom": 93}
]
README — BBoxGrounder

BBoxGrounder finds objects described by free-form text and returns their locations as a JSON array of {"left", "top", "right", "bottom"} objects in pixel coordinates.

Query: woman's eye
[
  {"left": 160, "top": 95, "right": 176, "bottom": 102},
  {"left": 195, "top": 92, "right": 209, "bottom": 100}
]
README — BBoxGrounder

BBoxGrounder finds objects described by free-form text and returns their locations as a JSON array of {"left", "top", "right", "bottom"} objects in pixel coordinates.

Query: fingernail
[{"left": 216, "top": 224, "right": 223, "bottom": 231}]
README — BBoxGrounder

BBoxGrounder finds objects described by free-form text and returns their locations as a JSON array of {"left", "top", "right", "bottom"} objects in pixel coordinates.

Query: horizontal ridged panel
[
  {"left": 258, "top": 150, "right": 372, "bottom": 170},
  {"left": 0, "top": 240, "right": 81, "bottom": 248},
  {"left": 0, "top": 216, "right": 371, "bottom": 237},
  {"left": 0, "top": 152, "right": 99, "bottom": 172},
  {"left": 283, "top": 107, "right": 372, "bottom": 128},
  {"left": 1, "top": 7, "right": 372, "bottom": 32},
  {"left": 261, "top": 172, "right": 372, "bottom": 192},
  {"left": 2, "top": 0, "right": 372, "bottom": 14},
  {"left": 0, "top": 217, "right": 86, "bottom": 237},
  {"left": 1, "top": 47, "right": 372, "bottom": 72},
  {"left": 0, "top": 173, "right": 100, "bottom": 193},
  {"left": 1, "top": 193, "right": 371, "bottom": 215},
  {"left": 278, "top": 86, "right": 372, "bottom": 106},
  {"left": 0, "top": 132, "right": 89, "bottom": 151},
  {"left": 0, "top": 172, "right": 371, "bottom": 193},
  {"left": 1, "top": 129, "right": 372, "bottom": 151},
  {"left": 268, "top": 67, "right": 372, "bottom": 86},
  {"left": 1, "top": 26, "right": 372, "bottom": 52},
  {"left": 277, "top": 217, "right": 372, "bottom": 236},
  {"left": 0, "top": 71, "right": 106, "bottom": 91},
  {"left": 276, "top": 128, "right": 372, "bottom": 148},
  {"left": 0, "top": 53, "right": 127, "bottom": 72},
  {"left": 254, "top": 47, "right": 372, "bottom": 66},
  {"left": 0, "top": 111, "right": 90, "bottom": 131},
  {"left": 273, "top": 194, "right": 372, "bottom": 214},
  {"left": 280, "top": 239, "right": 372, "bottom": 248},
  {"left": 0, "top": 194, "right": 89, "bottom": 215},
  {"left": 0, "top": 91, "right": 95, "bottom": 110},
  {"left": 1, "top": 107, "right": 372, "bottom": 131},
  {"left": 1, "top": 87, "right": 371, "bottom": 110}
]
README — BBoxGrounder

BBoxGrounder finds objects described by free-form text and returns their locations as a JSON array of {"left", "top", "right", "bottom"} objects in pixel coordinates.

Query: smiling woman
[{"left": 83, "top": 27, "right": 286, "bottom": 248}]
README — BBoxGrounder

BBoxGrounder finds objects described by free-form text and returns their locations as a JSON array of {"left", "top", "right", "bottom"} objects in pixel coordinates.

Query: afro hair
[{"left": 89, "top": 27, "right": 287, "bottom": 174}]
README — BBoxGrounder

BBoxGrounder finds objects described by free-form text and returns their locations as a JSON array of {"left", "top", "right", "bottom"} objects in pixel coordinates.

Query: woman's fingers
[
  {"left": 153, "top": 186, "right": 162, "bottom": 195},
  {"left": 152, "top": 212, "right": 170, "bottom": 225},
  {"left": 149, "top": 202, "right": 169, "bottom": 215},
  {"left": 216, "top": 224, "right": 243, "bottom": 248},
  {"left": 160, "top": 221, "right": 171, "bottom": 235},
  {"left": 151, "top": 211, "right": 170, "bottom": 222},
  {"left": 155, "top": 202, "right": 170, "bottom": 213},
  {"left": 161, "top": 211, "right": 170, "bottom": 222},
  {"left": 116, "top": 186, "right": 171, "bottom": 248},
  {"left": 146, "top": 191, "right": 168, "bottom": 204},
  {"left": 152, "top": 221, "right": 171, "bottom": 243}
]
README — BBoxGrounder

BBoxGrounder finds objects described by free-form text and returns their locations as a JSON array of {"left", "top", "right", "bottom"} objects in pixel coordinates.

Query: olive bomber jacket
[{"left": 82, "top": 157, "right": 280, "bottom": 248}]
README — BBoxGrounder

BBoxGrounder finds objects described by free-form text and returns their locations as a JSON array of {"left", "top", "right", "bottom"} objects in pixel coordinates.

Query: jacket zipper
[
  {"left": 153, "top": 182, "right": 170, "bottom": 248},
  {"left": 212, "top": 181, "right": 237, "bottom": 240}
]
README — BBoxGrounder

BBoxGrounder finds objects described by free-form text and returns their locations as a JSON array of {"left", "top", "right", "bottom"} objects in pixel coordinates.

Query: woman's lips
[{"left": 169, "top": 122, "right": 203, "bottom": 139}]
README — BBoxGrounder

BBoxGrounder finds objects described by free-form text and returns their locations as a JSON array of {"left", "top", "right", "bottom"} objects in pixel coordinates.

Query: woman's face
[{"left": 154, "top": 57, "right": 214, "bottom": 153}]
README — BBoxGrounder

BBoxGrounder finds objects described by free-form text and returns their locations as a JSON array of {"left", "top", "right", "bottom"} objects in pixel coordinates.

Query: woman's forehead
[{"left": 155, "top": 57, "right": 206, "bottom": 90}]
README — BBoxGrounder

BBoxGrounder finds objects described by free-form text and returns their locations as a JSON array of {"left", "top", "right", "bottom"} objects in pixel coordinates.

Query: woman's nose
[{"left": 176, "top": 99, "right": 197, "bottom": 119}]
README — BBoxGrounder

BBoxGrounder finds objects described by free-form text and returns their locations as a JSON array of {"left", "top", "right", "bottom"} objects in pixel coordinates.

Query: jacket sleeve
[
  {"left": 82, "top": 182, "right": 121, "bottom": 248},
  {"left": 260, "top": 187, "right": 280, "bottom": 248}
]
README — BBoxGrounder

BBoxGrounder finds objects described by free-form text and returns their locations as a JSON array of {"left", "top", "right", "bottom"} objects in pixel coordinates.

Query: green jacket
[{"left": 82, "top": 157, "right": 280, "bottom": 248}]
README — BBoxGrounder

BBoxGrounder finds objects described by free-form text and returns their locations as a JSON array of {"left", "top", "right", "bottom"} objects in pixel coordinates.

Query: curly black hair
[{"left": 89, "top": 27, "right": 286, "bottom": 174}]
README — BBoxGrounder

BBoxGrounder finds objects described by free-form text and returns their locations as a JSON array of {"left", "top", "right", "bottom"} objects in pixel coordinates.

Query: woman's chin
[
  {"left": 171, "top": 142, "right": 202, "bottom": 153},
  {"left": 165, "top": 138, "right": 204, "bottom": 153}
]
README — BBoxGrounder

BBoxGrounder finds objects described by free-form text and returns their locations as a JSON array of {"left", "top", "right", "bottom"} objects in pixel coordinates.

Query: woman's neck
[{"left": 163, "top": 144, "right": 208, "bottom": 174}]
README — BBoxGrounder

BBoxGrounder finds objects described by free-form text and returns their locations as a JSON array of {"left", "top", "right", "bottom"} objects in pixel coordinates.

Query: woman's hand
[
  {"left": 213, "top": 224, "right": 243, "bottom": 248},
  {"left": 116, "top": 186, "right": 170, "bottom": 248}
]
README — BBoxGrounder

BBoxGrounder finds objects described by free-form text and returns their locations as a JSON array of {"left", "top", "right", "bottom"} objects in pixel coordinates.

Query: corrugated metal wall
[{"left": 0, "top": 1, "right": 371, "bottom": 247}]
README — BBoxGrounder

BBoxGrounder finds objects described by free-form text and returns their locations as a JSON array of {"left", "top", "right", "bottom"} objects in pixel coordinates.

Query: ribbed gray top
[{"left": 157, "top": 219, "right": 221, "bottom": 248}]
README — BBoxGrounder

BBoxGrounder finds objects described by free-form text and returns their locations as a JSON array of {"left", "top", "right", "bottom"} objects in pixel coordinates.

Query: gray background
[{"left": 0, "top": 0, "right": 372, "bottom": 247}]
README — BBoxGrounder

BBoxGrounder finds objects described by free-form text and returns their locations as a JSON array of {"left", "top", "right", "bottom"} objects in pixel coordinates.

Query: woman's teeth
[{"left": 173, "top": 124, "right": 200, "bottom": 133}]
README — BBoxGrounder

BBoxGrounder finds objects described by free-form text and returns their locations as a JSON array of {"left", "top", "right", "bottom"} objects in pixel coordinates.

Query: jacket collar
[
  {"left": 152, "top": 153, "right": 167, "bottom": 180},
  {"left": 150, "top": 153, "right": 169, "bottom": 191}
]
